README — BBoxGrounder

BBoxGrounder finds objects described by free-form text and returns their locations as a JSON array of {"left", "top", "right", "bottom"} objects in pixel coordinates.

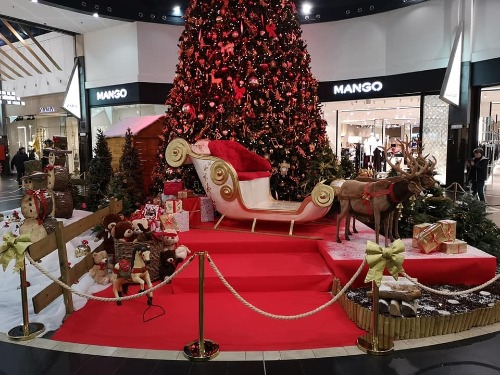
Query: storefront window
[{"left": 322, "top": 96, "right": 421, "bottom": 174}]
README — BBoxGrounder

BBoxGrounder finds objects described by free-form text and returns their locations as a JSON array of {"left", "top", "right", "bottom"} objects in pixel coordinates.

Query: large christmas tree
[{"left": 152, "top": 0, "right": 332, "bottom": 200}]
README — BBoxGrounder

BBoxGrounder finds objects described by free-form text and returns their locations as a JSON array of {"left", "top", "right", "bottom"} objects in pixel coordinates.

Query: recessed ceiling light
[
  {"left": 31, "top": 0, "right": 38, "bottom": 3},
  {"left": 302, "top": 3, "right": 312, "bottom": 15},
  {"left": 173, "top": 5, "right": 182, "bottom": 16},
  {"left": 93, "top": 12, "right": 99, "bottom": 18}
]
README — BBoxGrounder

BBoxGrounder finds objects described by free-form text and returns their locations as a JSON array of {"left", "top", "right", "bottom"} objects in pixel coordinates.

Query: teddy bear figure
[
  {"left": 89, "top": 250, "right": 111, "bottom": 285},
  {"left": 157, "top": 230, "right": 191, "bottom": 281}
]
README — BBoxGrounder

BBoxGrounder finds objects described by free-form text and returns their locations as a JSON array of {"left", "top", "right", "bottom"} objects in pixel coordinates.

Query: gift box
[
  {"left": 438, "top": 219, "right": 457, "bottom": 241},
  {"left": 165, "top": 199, "right": 183, "bottom": 214},
  {"left": 200, "top": 196, "right": 215, "bottom": 222},
  {"left": 416, "top": 223, "right": 447, "bottom": 254},
  {"left": 172, "top": 211, "right": 189, "bottom": 232},
  {"left": 412, "top": 223, "right": 431, "bottom": 248},
  {"left": 159, "top": 214, "right": 178, "bottom": 232},
  {"left": 163, "top": 180, "right": 184, "bottom": 196},
  {"left": 178, "top": 189, "right": 195, "bottom": 199},
  {"left": 440, "top": 240, "right": 467, "bottom": 254}
]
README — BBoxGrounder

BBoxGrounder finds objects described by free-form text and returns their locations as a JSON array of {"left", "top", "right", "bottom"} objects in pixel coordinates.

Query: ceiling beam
[
  {"left": 1, "top": 19, "right": 51, "bottom": 73},
  {"left": 19, "top": 23, "right": 62, "bottom": 71},
  {"left": 0, "top": 48, "right": 32, "bottom": 76},
  {"left": 0, "top": 32, "right": 42, "bottom": 74},
  {"left": 0, "top": 59, "right": 23, "bottom": 78}
]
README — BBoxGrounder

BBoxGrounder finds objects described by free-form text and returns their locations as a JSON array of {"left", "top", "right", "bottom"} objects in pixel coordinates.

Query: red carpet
[{"left": 53, "top": 218, "right": 366, "bottom": 351}]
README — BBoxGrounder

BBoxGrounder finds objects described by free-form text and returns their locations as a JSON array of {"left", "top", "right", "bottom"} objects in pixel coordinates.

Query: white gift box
[{"left": 172, "top": 210, "right": 189, "bottom": 232}]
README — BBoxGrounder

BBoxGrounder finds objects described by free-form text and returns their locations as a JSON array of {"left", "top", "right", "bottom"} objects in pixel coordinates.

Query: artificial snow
[{"left": 0, "top": 208, "right": 111, "bottom": 333}]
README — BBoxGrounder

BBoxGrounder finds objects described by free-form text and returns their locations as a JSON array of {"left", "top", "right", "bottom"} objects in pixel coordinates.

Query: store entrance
[{"left": 323, "top": 95, "right": 421, "bottom": 175}]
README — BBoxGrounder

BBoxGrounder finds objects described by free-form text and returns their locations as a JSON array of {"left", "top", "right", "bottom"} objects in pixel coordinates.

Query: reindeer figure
[
  {"left": 336, "top": 155, "right": 431, "bottom": 247},
  {"left": 347, "top": 139, "right": 439, "bottom": 241}
]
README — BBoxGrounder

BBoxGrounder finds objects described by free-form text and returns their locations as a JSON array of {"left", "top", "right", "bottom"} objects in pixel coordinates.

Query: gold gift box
[
  {"left": 438, "top": 219, "right": 457, "bottom": 241},
  {"left": 416, "top": 223, "right": 447, "bottom": 254},
  {"left": 440, "top": 239, "right": 467, "bottom": 254},
  {"left": 412, "top": 223, "right": 431, "bottom": 248},
  {"left": 177, "top": 189, "right": 195, "bottom": 199}
]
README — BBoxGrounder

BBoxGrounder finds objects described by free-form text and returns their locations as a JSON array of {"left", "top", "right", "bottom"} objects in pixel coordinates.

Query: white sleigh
[{"left": 165, "top": 138, "right": 334, "bottom": 235}]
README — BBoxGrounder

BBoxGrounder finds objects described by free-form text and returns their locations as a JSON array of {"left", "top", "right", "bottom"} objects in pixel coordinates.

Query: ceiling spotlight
[
  {"left": 93, "top": 12, "right": 99, "bottom": 18},
  {"left": 302, "top": 3, "right": 312, "bottom": 15},
  {"left": 346, "top": 10, "right": 350, "bottom": 15},
  {"left": 358, "top": 7, "right": 362, "bottom": 12},
  {"left": 304, "top": 15, "right": 310, "bottom": 20},
  {"left": 81, "top": 1, "right": 86, "bottom": 7},
  {"left": 173, "top": 5, "right": 182, "bottom": 16},
  {"left": 107, "top": 7, "right": 112, "bottom": 12},
  {"left": 150, "top": 14, "right": 156, "bottom": 19},
  {"left": 31, "top": 0, "right": 38, "bottom": 3},
  {"left": 138, "top": 12, "right": 143, "bottom": 17},
  {"left": 94, "top": 4, "right": 99, "bottom": 10},
  {"left": 369, "top": 5, "right": 374, "bottom": 10},
  {"left": 315, "top": 14, "right": 320, "bottom": 19},
  {"left": 162, "top": 15, "right": 167, "bottom": 20}
]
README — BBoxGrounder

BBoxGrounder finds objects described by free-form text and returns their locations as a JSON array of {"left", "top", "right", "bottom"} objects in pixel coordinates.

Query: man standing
[
  {"left": 467, "top": 147, "right": 489, "bottom": 202},
  {"left": 10, "top": 147, "right": 29, "bottom": 186}
]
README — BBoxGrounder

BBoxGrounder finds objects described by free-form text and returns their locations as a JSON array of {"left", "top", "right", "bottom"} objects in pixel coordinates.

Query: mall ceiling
[{"left": 0, "top": 0, "right": 428, "bottom": 45}]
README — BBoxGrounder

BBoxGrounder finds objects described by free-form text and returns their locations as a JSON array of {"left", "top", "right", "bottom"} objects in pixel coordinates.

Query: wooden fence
[{"left": 29, "top": 199, "right": 122, "bottom": 318}]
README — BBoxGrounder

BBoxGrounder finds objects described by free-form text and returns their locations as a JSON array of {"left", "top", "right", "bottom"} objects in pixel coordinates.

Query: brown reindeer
[
  {"left": 347, "top": 140, "right": 439, "bottom": 241},
  {"left": 335, "top": 155, "right": 430, "bottom": 247}
]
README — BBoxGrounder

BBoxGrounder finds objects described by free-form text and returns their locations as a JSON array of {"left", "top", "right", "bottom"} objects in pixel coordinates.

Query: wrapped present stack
[
  {"left": 413, "top": 219, "right": 466, "bottom": 254},
  {"left": 163, "top": 179, "right": 184, "bottom": 198}
]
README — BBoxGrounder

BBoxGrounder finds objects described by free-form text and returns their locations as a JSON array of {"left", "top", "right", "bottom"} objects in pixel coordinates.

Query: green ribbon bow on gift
[
  {"left": 364, "top": 239, "right": 405, "bottom": 287},
  {"left": 0, "top": 231, "right": 32, "bottom": 272}
]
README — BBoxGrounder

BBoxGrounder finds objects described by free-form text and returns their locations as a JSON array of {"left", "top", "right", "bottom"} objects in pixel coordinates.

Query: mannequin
[{"left": 363, "top": 133, "right": 379, "bottom": 168}]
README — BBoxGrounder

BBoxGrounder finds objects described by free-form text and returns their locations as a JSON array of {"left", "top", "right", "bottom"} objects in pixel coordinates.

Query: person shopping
[
  {"left": 10, "top": 147, "right": 29, "bottom": 187},
  {"left": 467, "top": 148, "right": 489, "bottom": 202}
]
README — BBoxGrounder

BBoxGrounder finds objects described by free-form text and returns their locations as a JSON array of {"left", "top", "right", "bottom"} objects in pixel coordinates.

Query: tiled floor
[{"left": 1, "top": 171, "right": 500, "bottom": 374}]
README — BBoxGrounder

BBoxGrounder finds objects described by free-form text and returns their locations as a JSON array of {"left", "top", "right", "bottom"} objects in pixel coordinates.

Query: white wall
[
  {"left": 84, "top": 22, "right": 140, "bottom": 88},
  {"left": 84, "top": 22, "right": 182, "bottom": 88},
  {"left": 471, "top": 0, "right": 500, "bottom": 62},
  {"left": 301, "top": 0, "right": 458, "bottom": 81}
]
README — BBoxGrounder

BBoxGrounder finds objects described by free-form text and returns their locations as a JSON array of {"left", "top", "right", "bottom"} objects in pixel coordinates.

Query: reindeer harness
[{"left": 358, "top": 182, "right": 399, "bottom": 215}]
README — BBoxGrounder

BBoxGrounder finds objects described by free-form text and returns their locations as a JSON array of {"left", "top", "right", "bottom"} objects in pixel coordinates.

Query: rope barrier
[
  {"left": 25, "top": 252, "right": 197, "bottom": 303},
  {"left": 206, "top": 253, "right": 367, "bottom": 320},
  {"left": 401, "top": 271, "right": 500, "bottom": 297},
  {"left": 444, "top": 182, "right": 467, "bottom": 193}
]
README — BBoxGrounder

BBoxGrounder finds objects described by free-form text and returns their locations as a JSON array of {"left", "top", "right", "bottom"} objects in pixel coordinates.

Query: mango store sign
[{"left": 333, "top": 81, "right": 383, "bottom": 95}]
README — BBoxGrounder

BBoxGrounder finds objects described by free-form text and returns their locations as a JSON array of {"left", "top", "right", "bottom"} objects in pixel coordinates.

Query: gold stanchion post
[
  {"left": 8, "top": 257, "right": 45, "bottom": 340},
  {"left": 356, "top": 281, "right": 393, "bottom": 355},
  {"left": 183, "top": 252, "right": 220, "bottom": 361}
]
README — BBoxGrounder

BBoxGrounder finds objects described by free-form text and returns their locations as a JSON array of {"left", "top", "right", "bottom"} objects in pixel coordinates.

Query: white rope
[
  {"left": 25, "top": 252, "right": 196, "bottom": 302},
  {"left": 206, "top": 252, "right": 367, "bottom": 320},
  {"left": 401, "top": 271, "right": 500, "bottom": 296}
]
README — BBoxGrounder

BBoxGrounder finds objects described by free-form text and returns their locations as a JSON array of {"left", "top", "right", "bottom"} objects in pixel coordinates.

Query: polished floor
[{"left": 1, "top": 171, "right": 500, "bottom": 375}]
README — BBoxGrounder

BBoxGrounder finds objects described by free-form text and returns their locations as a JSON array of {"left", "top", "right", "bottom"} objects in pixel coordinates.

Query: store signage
[
  {"left": 96, "top": 88, "right": 128, "bottom": 101},
  {"left": 0, "top": 90, "right": 25, "bottom": 106},
  {"left": 40, "top": 106, "right": 56, "bottom": 113},
  {"left": 63, "top": 60, "right": 82, "bottom": 119},
  {"left": 333, "top": 81, "right": 383, "bottom": 95}
]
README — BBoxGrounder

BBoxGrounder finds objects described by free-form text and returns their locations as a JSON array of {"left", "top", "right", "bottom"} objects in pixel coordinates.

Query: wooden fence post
[{"left": 54, "top": 221, "right": 74, "bottom": 319}]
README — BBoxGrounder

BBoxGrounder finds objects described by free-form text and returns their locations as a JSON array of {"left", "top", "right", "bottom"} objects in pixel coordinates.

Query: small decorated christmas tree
[
  {"left": 87, "top": 129, "right": 113, "bottom": 212},
  {"left": 109, "top": 128, "right": 145, "bottom": 215}
]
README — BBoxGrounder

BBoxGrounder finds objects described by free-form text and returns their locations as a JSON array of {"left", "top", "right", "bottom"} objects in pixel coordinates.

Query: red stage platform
[{"left": 52, "top": 217, "right": 497, "bottom": 351}]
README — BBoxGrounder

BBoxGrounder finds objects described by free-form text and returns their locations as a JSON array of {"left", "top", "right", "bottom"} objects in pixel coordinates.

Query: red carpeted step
[
  {"left": 180, "top": 228, "right": 319, "bottom": 254},
  {"left": 53, "top": 290, "right": 365, "bottom": 351},
  {"left": 172, "top": 252, "right": 333, "bottom": 293}
]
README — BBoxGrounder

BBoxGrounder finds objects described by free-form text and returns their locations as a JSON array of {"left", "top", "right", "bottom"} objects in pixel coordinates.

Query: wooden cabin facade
[{"left": 104, "top": 114, "right": 165, "bottom": 194}]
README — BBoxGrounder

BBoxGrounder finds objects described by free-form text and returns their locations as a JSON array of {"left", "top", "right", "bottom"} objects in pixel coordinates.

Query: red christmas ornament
[
  {"left": 248, "top": 76, "right": 259, "bottom": 88},
  {"left": 182, "top": 103, "right": 196, "bottom": 120},
  {"left": 232, "top": 30, "right": 239, "bottom": 38},
  {"left": 197, "top": 113, "right": 205, "bottom": 120}
]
